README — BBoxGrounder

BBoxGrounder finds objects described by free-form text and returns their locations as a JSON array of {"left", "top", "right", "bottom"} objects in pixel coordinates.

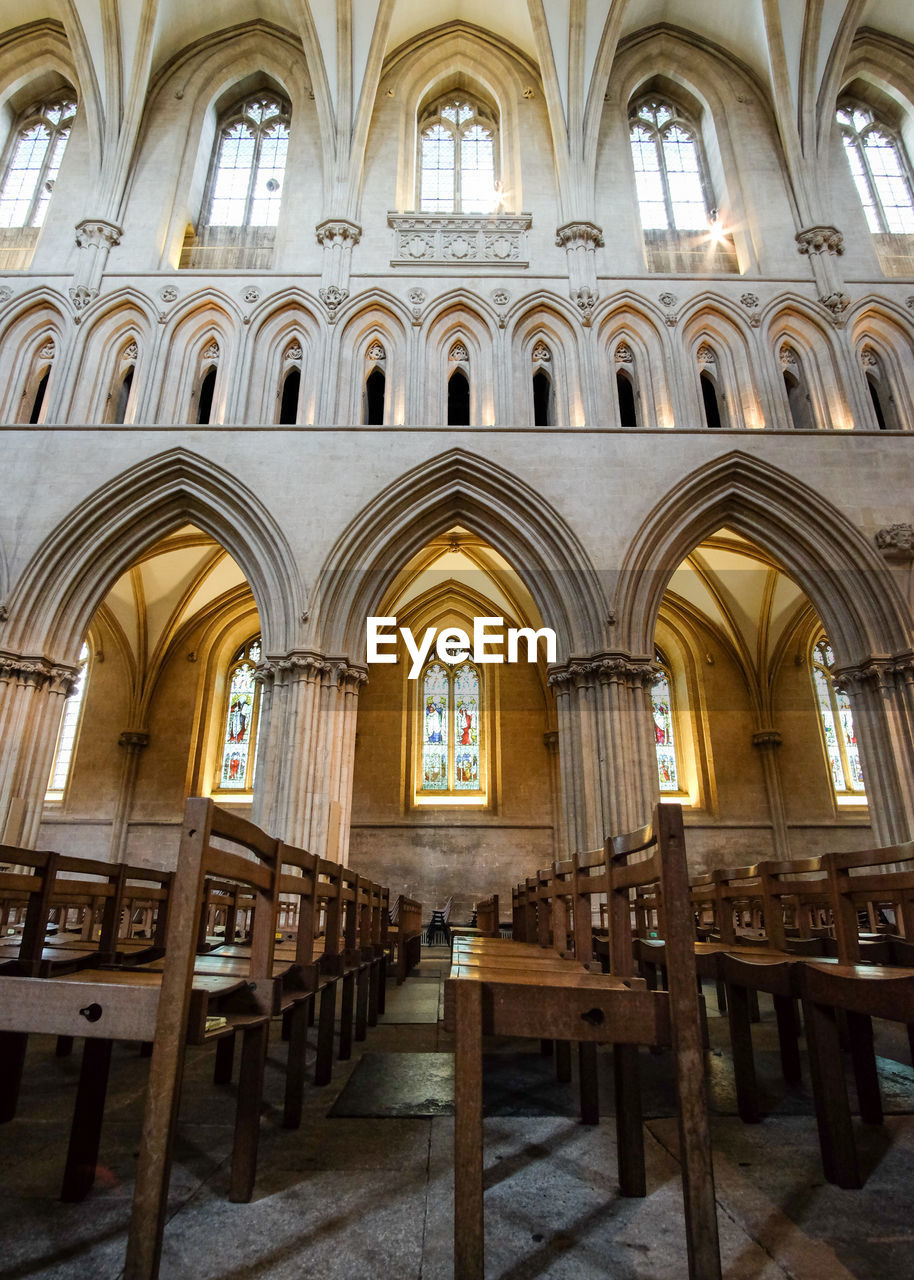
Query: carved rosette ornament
[
  {"left": 0, "top": 286, "right": 13, "bottom": 304},
  {"left": 875, "top": 523, "right": 914, "bottom": 562}
]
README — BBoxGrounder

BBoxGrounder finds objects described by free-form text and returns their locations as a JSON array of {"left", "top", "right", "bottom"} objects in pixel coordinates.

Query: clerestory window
[
  {"left": 629, "top": 97, "right": 712, "bottom": 231},
  {"left": 836, "top": 103, "right": 914, "bottom": 235},
  {"left": 0, "top": 96, "right": 76, "bottom": 228},
  {"left": 419, "top": 94, "right": 498, "bottom": 214},
  {"left": 205, "top": 94, "right": 290, "bottom": 228}
]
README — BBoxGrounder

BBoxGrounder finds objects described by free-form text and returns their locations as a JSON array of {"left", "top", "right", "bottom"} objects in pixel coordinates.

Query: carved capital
[
  {"left": 0, "top": 652, "right": 79, "bottom": 694},
  {"left": 751, "top": 729, "right": 783, "bottom": 750},
  {"left": 554, "top": 220, "right": 604, "bottom": 250},
  {"left": 548, "top": 653, "right": 655, "bottom": 690},
  {"left": 876, "top": 523, "right": 914, "bottom": 561},
  {"left": 315, "top": 218, "right": 362, "bottom": 248},
  {"left": 74, "top": 218, "right": 122, "bottom": 251},
  {"left": 118, "top": 730, "right": 150, "bottom": 750},
  {"left": 796, "top": 225, "right": 844, "bottom": 256}
]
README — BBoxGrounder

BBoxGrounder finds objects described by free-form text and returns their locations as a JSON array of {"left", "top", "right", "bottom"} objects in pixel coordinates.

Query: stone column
[
  {"left": 252, "top": 650, "right": 366, "bottom": 857},
  {"left": 316, "top": 219, "right": 361, "bottom": 322},
  {"left": 836, "top": 656, "right": 914, "bottom": 845},
  {"left": 0, "top": 652, "right": 78, "bottom": 848},
  {"left": 549, "top": 653, "right": 657, "bottom": 856},
  {"left": 555, "top": 221, "right": 604, "bottom": 325},
  {"left": 795, "top": 226, "right": 849, "bottom": 325},
  {"left": 751, "top": 729, "right": 790, "bottom": 859},
  {"left": 70, "top": 219, "right": 122, "bottom": 313},
  {"left": 109, "top": 730, "right": 150, "bottom": 862}
]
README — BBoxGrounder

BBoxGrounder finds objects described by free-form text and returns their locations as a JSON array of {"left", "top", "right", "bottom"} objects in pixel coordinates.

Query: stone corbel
[
  {"left": 316, "top": 218, "right": 361, "bottom": 314},
  {"left": 795, "top": 225, "right": 850, "bottom": 324},
  {"left": 751, "top": 729, "right": 783, "bottom": 750},
  {"left": 875, "top": 523, "right": 914, "bottom": 562},
  {"left": 70, "top": 218, "right": 122, "bottom": 317},
  {"left": 555, "top": 221, "right": 604, "bottom": 324}
]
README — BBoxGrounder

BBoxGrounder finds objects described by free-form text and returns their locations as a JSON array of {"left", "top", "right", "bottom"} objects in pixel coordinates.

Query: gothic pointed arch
[
  {"left": 615, "top": 451, "right": 912, "bottom": 665},
  {"left": 310, "top": 449, "right": 607, "bottom": 658},
  {"left": 3, "top": 449, "right": 303, "bottom": 662}
]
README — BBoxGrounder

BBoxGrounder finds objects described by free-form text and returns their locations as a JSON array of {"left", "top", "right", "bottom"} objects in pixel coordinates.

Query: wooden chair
[{"left": 447, "top": 804, "right": 721, "bottom": 1280}]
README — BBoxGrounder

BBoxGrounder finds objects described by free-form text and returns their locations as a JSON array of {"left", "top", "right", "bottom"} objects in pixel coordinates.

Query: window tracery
[
  {"left": 0, "top": 96, "right": 76, "bottom": 228},
  {"left": 629, "top": 98, "right": 711, "bottom": 231},
  {"left": 811, "top": 638, "right": 865, "bottom": 803},
  {"left": 418, "top": 659, "right": 483, "bottom": 801},
  {"left": 217, "top": 636, "right": 262, "bottom": 793},
  {"left": 836, "top": 103, "right": 914, "bottom": 235},
  {"left": 205, "top": 94, "right": 290, "bottom": 228},
  {"left": 419, "top": 94, "right": 498, "bottom": 214},
  {"left": 46, "top": 641, "right": 89, "bottom": 800}
]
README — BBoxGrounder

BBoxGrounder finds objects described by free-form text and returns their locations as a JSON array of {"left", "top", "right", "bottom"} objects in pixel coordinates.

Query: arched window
[
  {"left": 697, "top": 346, "right": 725, "bottom": 428},
  {"left": 191, "top": 340, "right": 220, "bottom": 424},
  {"left": 418, "top": 659, "right": 484, "bottom": 802},
  {"left": 651, "top": 651, "right": 682, "bottom": 794},
  {"left": 22, "top": 337, "right": 55, "bottom": 424},
  {"left": 861, "top": 347, "right": 899, "bottom": 430},
  {"left": 812, "top": 638, "right": 866, "bottom": 804},
  {"left": 279, "top": 369, "right": 300, "bottom": 425},
  {"left": 615, "top": 344, "right": 639, "bottom": 427},
  {"left": 364, "top": 340, "right": 387, "bottom": 425},
  {"left": 531, "top": 341, "right": 553, "bottom": 426},
  {"left": 217, "top": 636, "right": 262, "bottom": 793},
  {"left": 447, "top": 341, "right": 470, "bottom": 425},
  {"left": 46, "top": 641, "right": 89, "bottom": 801},
  {"left": 419, "top": 94, "right": 497, "bottom": 214},
  {"left": 781, "top": 345, "right": 814, "bottom": 430},
  {"left": 205, "top": 94, "right": 290, "bottom": 228},
  {"left": 836, "top": 103, "right": 914, "bottom": 234},
  {"left": 629, "top": 97, "right": 711, "bottom": 231},
  {"left": 0, "top": 96, "right": 76, "bottom": 228},
  {"left": 106, "top": 340, "right": 138, "bottom": 425}
]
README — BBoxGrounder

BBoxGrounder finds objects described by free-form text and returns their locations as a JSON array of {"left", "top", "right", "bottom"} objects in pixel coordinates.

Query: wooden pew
[
  {"left": 445, "top": 804, "right": 721, "bottom": 1280},
  {"left": 389, "top": 893, "right": 422, "bottom": 983}
]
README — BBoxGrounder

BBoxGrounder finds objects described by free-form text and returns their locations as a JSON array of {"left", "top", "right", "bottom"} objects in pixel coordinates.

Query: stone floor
[{"left": 1, "top": 947, "right": 913, "bottom": 1279}]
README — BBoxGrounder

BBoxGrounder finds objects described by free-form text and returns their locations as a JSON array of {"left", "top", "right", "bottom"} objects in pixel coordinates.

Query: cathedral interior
[{"left": 1, "top": 1, "right": 914, "bottom": 1276}]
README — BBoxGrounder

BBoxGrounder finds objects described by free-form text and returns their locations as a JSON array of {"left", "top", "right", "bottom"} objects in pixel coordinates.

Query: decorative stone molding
[
  {"left": 75, "top": 219, "right": 122, "bottom": 252},
  {"left": 860, "top": 346, "right": 879, "bottom": 367},
  {"left": 0, "top": 653, "right": 79, "bottom": 694},
  {"left": 572, "top": 287, "right": 597, "bottom": 324},
  {"left": 407, "top": 286, "right": 426, "bottom": 324},
  {"left": 548, "top": 654, "right": 655, "bottom": 690},
  {"left": 614, "top": 343, "right": 633, "bottom": 363},
  {"left": 201, "top": 340, "right": 220, "bottom": 362},
  {"left": 159, "top": 285, "right": 178, "bottom": 303},
  {"left": 796, "top": 226, "right": 844, "bottom": 256},
  {"left": 124, "top": 341, "right": 139, "bottom": 361},
  {"left": 242, "top": 286, "right": 262, "bottom": 304},
  {"left": 906, "top": 296, "right": 914, "bottom": 313},
  {"left": 542, "top": 730, "right": 558, "bottom": 753},
  {"left": 875, "top": 523, "right": 914, "bottom": 561},
  {"left": 779, "top": 344, "right": 797, "bottom": 368},
  {"left": 38, "top": 340, "right": 55, "bottom": 360},
  {"left": 69, "top": 285, "right": 97, "bottom": 313},
  {"left": 449, "top": 341, "right": 469, "bottom": 363},
  {"left": 319, "top": 285, "right": 348, "bottom": 320},
  {"left": 491, "top": 289, "right": 510, "bottom": 307},
  {"left": 740, "top": 292, "right": 762, "bottom": 327},
  {"left": 285, "top": 343, "right": 303, "bottom": 362},
  {"left": 531, "top": 339, "right": 551, "bottom": 362},
  {"left": 315, "top": 218, "right": 362, "bottom": 249},
  {"left": 554, "top": 221, "right": 605, "bottom": 251},
  {"left": 819, "top": 291, "right": 851, "bottom": 326},
  {"left": 257, "top": 651, "right": 368, "bottom": 690},
  {"left": 0, "top": 286, "right": 13, "bottom": 304},
  {"left": 118, "top": 730, "right": 150, "bottom": 750},
  {"left": 696, "top": 343, "right": 716, "bottom": 364},
  {"left": 751, "top": 729, "right": 783, "bottom": 749},
  {"left": 367, "top": 340, "right": 386, "bottom": 361},
  {"left": 658, "top": 292, "right": 678, "bottom": 308},
  {"left": 388, "top": 213, "right": 532, "bottom": 267}
]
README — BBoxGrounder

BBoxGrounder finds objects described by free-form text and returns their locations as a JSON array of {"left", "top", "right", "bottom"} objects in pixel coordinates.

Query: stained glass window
[
  {"left": 206, "top": 95, "right": 290, "bottom": 228},
  {"left": 0, "top": 97, "right": 76, "bottom": 229},
  {"left": 419, "top": 659, "right": 484, "bottom": 798},
  {"left": 218, "top": 636, "right": 262, "bottom": 792},
  {"left": 419, "top": 95, "right": 497, "bottom": 213},
  {"left": 812, "top": 638, "right": 865, "bottom": 800},
  {"left": 629, "top": 98, "right": 710, "bottom": 231},
  {"left": 652, "top": 652, "right": 680, "bottom": 792},
  {"left": 46, "top": 641, "right": 89, "bottom": 800},
  {"left": 836, "top": 104, "right": 914, "bottom": 235}
]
